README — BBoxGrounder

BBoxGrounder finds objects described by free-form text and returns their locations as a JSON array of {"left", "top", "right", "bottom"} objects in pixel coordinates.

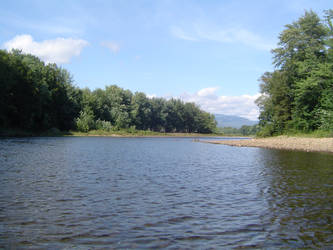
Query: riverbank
[
  {"left": 0, "top": 128, "right": 226, "bottom": 138},
  {"left": 70, "top": 130, "right": 225, "bottom": 137},
  {"left": 203, "top": 136, "right": 333, "bottom": 153}
]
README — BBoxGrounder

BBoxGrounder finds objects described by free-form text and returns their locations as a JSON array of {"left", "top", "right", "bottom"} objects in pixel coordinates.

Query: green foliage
[
  {"left": 257, "top": 9, "right": 333, "bottom": 136},
  {"left": 218, "top": 127, "right": 240, "bottom": 135},
  {"left": 239, "top": 125, "right": 260, "bottom": 136},
  {"left": 75, "top": 108, "right": 95, "bottom": 132},
  {"left": 95, "top": 119, "right": 113, "bottom": 132},
  {"left": 126, "top": 125, "right": 137, "bottom": 134},
  {"left": 77, "top": 85, "right": 217, "bottom": 133},
  {"left": 0, "top": 49, "right": 217, "bottom": 134},
  {"left": 218, "top": 124, "right": 259, "bottom": 136},
  {"left": 131, "top": 92, "right": 152, "bottom": 130},
  {"left": 0, "top": 49, "right": 81, "bottom": 131},
  {"left": 256, "top": 124, "right": 275, "bottom": 137}
]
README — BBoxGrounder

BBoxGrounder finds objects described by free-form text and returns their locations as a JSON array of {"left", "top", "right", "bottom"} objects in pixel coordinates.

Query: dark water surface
[{"left": 0, "top": 137, "right": 333, "bottom": 249}]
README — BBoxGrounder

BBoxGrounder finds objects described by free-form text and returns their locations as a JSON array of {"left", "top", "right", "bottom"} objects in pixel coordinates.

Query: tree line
[
  {"left": 4, "top": 9, "right": 330, "bottom": 137},
  {"left": 218, "top": 125, "right": 260, "bottom": 136},
  {"left": 0, "top": 49, "right": 217, "bottom": 134},
  {"left": 256, "top": 10, "right": 333, "bottom": 136}
]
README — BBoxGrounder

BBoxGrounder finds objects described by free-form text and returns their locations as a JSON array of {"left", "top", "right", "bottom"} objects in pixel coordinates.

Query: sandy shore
[{"left": 203, "top": 136, "right": 333, "bottom": 153}]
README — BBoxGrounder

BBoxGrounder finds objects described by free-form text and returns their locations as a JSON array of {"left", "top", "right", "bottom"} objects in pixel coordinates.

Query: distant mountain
[{"left": 214, "top": 114, "right": 258, "bottom": 128}]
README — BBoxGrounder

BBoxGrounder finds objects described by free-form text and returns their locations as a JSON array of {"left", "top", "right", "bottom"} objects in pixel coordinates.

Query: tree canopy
[
  {"left": 0, "top": 50, "right": 217, "bottom": 134},
  {"left": 256, "top": 10, "right": 333, "bottom": 136}
]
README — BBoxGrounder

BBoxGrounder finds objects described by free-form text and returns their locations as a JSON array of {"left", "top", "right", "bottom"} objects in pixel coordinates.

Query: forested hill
[
  {"left": 0, "top": 49, "right": 216, "bottom": 134},
  {"left": 256, "top": 10, "right": 333, "bottom": 136}
]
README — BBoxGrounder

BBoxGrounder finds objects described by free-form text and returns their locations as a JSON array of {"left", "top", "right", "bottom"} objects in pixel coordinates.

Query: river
[{"left": 0, "top": 137, "right": 332, "bottom": 248}]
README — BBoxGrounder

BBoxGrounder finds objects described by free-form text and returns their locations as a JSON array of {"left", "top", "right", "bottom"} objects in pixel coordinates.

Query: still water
[{"left": 0, "top": 137, "right": 333, "bottom": 248}]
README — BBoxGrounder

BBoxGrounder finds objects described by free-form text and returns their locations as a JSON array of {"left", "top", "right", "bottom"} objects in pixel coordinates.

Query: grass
[
  {"left": 68, "top": 129, "right": 224, "bottom": 137},
  {"left": 283, "top": 130, "right": 333, "bottom": 138},
  {"left": 3, "top": 127, "right": 332, "bottom": 138},
  {"left": 255, "top": 129, "right": 333, "bottom": 138}
]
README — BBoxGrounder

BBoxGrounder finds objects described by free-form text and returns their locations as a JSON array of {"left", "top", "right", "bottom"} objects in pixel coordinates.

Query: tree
[
  {"left": 196, "top": 111, "right": 217, "bottom": 133},
  {"left": 256, "top": 10, "right": 333, "bottom": 134},
  {"left": 131, "top": 92, "right": 152, "bottom": 130},
  {"left": 150, "top": 98, "right": 167, "bottom": 132},
  {"left": 165, "top": 99, "right": 185, "bottom": 132},
  {"left": 105, "top": 85, "right": 132, "bottom": 129},
  {"left": 0, "top": 50, "right": 82, "bottom": 131},
  {"left": 0, "top": 49, "right": 217, "bottom": 134}
]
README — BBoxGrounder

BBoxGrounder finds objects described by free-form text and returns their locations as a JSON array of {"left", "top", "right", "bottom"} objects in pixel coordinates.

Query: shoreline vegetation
[
  {"left": 2, "top": 10, "right": 333, "bottom": 143},
  {"left": 202, "top": 136, "right": 333, "bottom": 153},
  {"left": 255, "top": 10, "right": 333, "bottom": 137},
  {"left": 2, "top": 128, "right": 333, "bottom": 154},
  {"left": 0, "top": 128, "right": 228, "bottom": 138},
  {"left": 0, "top": 51, "right": 216, "bottom": 136}
]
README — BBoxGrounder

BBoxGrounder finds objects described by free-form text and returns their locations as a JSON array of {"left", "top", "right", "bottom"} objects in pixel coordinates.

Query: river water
[{"left": 0, "top": 137, "right": 333, "bottom": 248}]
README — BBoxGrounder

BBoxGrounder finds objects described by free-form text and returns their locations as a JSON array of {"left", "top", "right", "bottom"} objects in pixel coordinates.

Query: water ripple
[{"left": 1, "top": 137, "right": 333, "bottom": 248}]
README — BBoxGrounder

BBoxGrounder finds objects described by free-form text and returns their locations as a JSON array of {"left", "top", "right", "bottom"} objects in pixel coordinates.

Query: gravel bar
[{"left": 203, "top": 136, "right": 333, "bottom": 153}]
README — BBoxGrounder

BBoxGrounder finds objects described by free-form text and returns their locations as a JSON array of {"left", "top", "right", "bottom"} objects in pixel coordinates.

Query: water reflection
[
  {"left": 257, "top": 149, "right": 333, "bottom": 248},
  {"left": 1, "top": 138, "right": 333, "bottom": 248}
]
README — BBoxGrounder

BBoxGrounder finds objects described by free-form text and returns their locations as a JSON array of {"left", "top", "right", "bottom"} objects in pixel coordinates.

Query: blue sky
[{"left": 1, "top": 0, "right": 332, "bottom": 120}]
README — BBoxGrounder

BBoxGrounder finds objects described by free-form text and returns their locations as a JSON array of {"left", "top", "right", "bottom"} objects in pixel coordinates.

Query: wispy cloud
[
  {"left": 101, "top": 41, "right": 120, "bottom": 53},
  {"left": 170, "top": 26, "right": 198, "bottom": 41},
  {"left": 3, "top": 34, "right": 88, "bottom": 64},
  {"left": 22, "top": 21, "right": 84, "bottom": 36},
  {"left": 0, "top": 12, "right": 85, "bottom": 36},
  {"left": 170, "top": 25, "right": 274, "bottom": 51},
  {"left": 177, "top": 87, "right": 260, "bottom": 120},
  {"left": 0, "top": 2, "right": 97, "bottom": 36}
]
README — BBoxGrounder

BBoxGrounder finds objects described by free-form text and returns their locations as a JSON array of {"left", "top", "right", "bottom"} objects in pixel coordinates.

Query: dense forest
[
  {"left": 0, "top": 49, "right": 216, "bottom": 134},
  {"left": 2, "top": 9, "right": 332, "bottom": 137},
  {"left": 256, "top": 10, "right": 333, "bottom": 136}
]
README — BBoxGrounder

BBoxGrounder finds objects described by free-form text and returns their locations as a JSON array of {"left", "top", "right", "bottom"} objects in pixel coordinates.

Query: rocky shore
[{"left": 204, "top": 136, "right": 333, "bottom": 153}]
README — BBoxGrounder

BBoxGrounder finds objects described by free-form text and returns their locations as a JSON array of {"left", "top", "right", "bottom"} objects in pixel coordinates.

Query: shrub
[
  {"left": 256, "top": 124, "right": 274, "bottom": 137},
  {"left": 95, "top": 119, "right": 113, "bottom": 132},
  {"left": 75, "top": 109, "right": 95, "bottom": 132}
]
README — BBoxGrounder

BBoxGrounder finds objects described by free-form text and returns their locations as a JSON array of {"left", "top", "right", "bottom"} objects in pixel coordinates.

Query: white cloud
[
  {"left": 170, "top": 26, "right": 198, "bottom": 41},
  {"left": 101, "top": 41, "right": 120, "bottom": 53},
  {"left": 197, "top": 87, "right": 219, "bottom": 97},
  {"left": 3, "top": 34, "right": 88, "bottom": 64},
  {"left": 170, "top": 25, "right": 274, "bottom": 51},
  {"left": 178, "top": 87, "right": 260, "bottom": 121}
]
